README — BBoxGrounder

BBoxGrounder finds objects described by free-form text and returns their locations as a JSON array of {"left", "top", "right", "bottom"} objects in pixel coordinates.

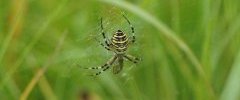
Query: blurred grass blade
[
  {"left": 20, "top": 30, "right": 67, "bottom": 100},
  {"left": 0, "top": 0, "right": 68, "bottom": 92},
  {"left": 38, "top": 76, "right": 58, "bottom": 100},
  {"left": 0, "top": 0, "right": 26, "bottom": 98},
  {"left": 220, "top": 48, "right": 240, "bottom": 100},
  {"left": 213, "top": 15, "right": 240, "bottom": 69},
  {"left": 0, "top": 0, "right": 24, "bottom": 63}
]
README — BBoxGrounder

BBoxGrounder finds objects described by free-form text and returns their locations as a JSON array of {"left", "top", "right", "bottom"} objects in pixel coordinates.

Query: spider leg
[
  {"left": 122, "top": 15, "right": 135, "bottom": 43},
  {"left": 124, "top": 54, "right": 140, "bottom": 64},
  {"left": 88, "top": 55, "right": 117, "bottom": 76},
  {"left": 93, "top": 66, "right": 110, "bottom": 76},
  {"left": 100, "top": 18, "right": 111, "bottom": 46},
  {"left": 83, "top": 63, "right": 108, "bottom": 70},
  {"left": 94, "top": 37, "right": 111, "bottom": 51}
]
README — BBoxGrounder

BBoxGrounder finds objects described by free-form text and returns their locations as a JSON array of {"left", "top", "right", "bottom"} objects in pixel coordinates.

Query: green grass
[{"left": 1, "top": 0, "right": 240, "bottom": 100}]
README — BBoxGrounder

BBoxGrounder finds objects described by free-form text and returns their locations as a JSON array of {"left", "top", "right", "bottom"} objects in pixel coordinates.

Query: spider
[{"left": 85, "top": 15, "right": 140, "bottom": 76}]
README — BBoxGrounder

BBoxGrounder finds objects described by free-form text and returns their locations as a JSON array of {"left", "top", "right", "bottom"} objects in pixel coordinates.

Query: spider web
[{"left": 60, "top": 6, "right": 144, "bottom": 78}]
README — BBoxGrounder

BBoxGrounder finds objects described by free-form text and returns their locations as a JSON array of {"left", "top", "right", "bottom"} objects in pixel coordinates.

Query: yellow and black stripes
[{"left": 111, "top": 30, "right": 129, "bottom": 52}]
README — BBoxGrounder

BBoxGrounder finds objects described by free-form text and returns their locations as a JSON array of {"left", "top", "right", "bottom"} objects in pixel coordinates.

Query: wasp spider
[{"left": 85, "top": 15, "right": 140, "bottom": 76}]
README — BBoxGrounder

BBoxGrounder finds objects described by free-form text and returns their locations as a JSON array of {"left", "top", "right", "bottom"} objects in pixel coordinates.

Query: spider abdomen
[{"left": 111, "top": 30, "right": 129, "bottom": 52}]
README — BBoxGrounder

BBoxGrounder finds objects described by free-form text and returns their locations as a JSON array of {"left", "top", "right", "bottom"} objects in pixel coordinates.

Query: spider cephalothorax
[{"left": 85, "top": 15, "right": 140, "bottom": 76}]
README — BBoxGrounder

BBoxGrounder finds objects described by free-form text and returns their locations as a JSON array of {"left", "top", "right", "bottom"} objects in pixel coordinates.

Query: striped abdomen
[{"left": 111, "top": 30, "right": 129, "bottom": 52}]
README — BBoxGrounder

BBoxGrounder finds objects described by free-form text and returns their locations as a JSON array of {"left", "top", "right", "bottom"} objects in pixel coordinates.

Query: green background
[{"left": 1, "top": 0, "right": 240, "bottom": 100}]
